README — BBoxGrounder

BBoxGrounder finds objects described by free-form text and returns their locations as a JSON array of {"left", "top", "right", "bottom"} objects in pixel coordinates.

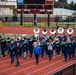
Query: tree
[
  {"left": 58, "top": 0, "right": 67, "bottom": 3},
  {"left": 54, "top": 0, "right": 76, "bottom": 10},
  {"left": 73, "top": 3, "right": 76, "bottom": 10},
  {"left": 69, "top": 1, "right": 74, "bottom": 10}
]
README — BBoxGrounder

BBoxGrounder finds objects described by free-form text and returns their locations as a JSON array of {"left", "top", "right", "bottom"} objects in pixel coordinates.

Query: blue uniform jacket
[
  {"left": 62, "top": 42, "right": 69, "bottom": 54},
  {"left": 33, "top": 46, "right": 41, "bottom": 55},
  {"left": 40, "top": 42, "right": 47, "bottom": 50},
  {"left": 54, "top": 42, "right": 61, "bottom": 51},
  {"left": 71, "top": 41, "right": 76, "bottom": 51},
  {"left": 9, "top": 43, "right": 16, "bottom": 54},
  {"left": 22, "top": 42, "right": 29, "bottom": 52},
  {"left": 68, "top": 42, "right": 73, "bottom": 53}
]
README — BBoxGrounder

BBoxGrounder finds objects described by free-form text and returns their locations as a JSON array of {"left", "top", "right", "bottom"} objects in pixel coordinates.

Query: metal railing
[{"left": 51, "top": 62, "right": 76, "bottom": 75}]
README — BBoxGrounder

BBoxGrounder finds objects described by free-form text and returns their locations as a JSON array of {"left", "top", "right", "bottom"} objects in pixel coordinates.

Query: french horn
[
  {"left": 58, "top": 27, "right": 64, "bottom": 34},
  {"left": 50, "top": 28, "right": 56, "bottom": 34},
  {"left": 67, "top": 28, "right": 74, "bottom": 35},
  {"left": 42, "top": 28, "right": 47, "bottom": 35}
]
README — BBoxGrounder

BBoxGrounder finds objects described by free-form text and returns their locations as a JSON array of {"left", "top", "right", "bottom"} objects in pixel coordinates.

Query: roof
[{"left": 53, "top": 8, "right": 75, "bottom": 16}]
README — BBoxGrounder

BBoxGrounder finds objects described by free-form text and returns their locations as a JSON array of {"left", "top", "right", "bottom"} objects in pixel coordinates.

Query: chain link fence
[{"left": 0, "top": 15, "right": 76, "bottom": 28}]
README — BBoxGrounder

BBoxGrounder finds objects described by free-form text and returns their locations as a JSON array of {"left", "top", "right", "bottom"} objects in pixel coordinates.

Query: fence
[
  {"left": 51, "top": 62, "right": 76, "bottom": 75},
  {"left": 0, "top": 15, "right": 76, "bottom": 28}
]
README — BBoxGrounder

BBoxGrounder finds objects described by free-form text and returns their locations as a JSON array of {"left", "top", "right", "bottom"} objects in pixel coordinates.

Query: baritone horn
[
  {"left": 50, "top": 28, "right": 56, "bottom": 34},
  {"left": 58, "top": 27, "right": 64, "bottom": 34},
  {"left": 67, "top": 28, "right": 74, "bottom": 35}
]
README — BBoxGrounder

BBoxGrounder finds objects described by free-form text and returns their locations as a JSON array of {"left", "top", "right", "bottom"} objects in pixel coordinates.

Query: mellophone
[{"left": 33, "top": 27, "right": 74, "bottom": 37}]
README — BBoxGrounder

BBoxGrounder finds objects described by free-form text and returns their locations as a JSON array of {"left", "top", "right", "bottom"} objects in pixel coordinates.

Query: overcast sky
[
  {"left": 67, "top": 0, "right": 76, "bottom": 4},
  {"left": 55, "top": 0, "right": 76, "bottom": 4}
]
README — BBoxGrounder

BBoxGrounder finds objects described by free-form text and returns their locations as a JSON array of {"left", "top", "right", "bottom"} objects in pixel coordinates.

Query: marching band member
[
  {"left": 14, "top": 42, "right": 21, "bottom": 67},
  {"left": 47, "top": 39, "right": 53, "bottom": 61},
  {"left": 33, "top": 42, "right": 41, "bottom": 65},
  {"left": 0, "top": 36, "right": 2, "bottom": 55},
  {"left": 1, "top": 37, "right": 7, "bottom": 58},
  {"left": 62, "top": 38, "right": 69, "bottom": 62},
  {"left": 33, "top": 39, "right": 40, "bottom": 47},
  {"left": 29, "top": 38, "right": 34, "bottom": 58},
  {"left": 6, "top": 37, "right": 11, "bottom": 55},
  {"left": 21, "top": 38, "right": 29, "bottom": 60},
  {"left": 68, "top": 38, "right": 73, "bottom": 59},
  {"left": 40, "top": 39, "right": 47, "bottom": 58},
  {"left": 70, "top": 38, "right": 76, "bottom": 58},
  {"left": 54, "top": 38, "right": 61, "bottom": 57},
  {"left": 9, "top": 39, "right": 16, "bottom": 64},
  {"left": 16, "top": 36, "right": 24, "bottom": 57}
]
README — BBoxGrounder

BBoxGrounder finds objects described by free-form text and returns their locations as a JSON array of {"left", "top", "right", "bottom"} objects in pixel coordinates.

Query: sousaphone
[
  {"left": 58, "top": 27, "right": 64, "bottom": 34},
  {"left": 33, "top": 27, "right": 40, "bottom": 37},
  {"left": 42, "top": 28, "right": 48, "bottom": 35},
  {"left": 50, "top": 28, "right": 56, "bottom": 34},
  {"left": 67, "top": 28, "right": 74, "bottom": 35}
]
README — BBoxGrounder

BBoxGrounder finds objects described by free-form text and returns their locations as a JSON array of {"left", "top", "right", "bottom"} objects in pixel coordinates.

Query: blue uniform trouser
[
  {"left": 1, "top": 47, "right": 6, "bottom": 57},
  {"left": 10, "top": 52, "right": 14, "bottom": 63},
  {"left": 63, "top": 51, "right": 68, "bottom": 61},
  {"left": 72, "top": 49, "right": 75, "bottom": 58},
  {"left": 19, "top": 49, "right": 23, "bottom": 57},
  {"left": 48, "top": 50, "right": 53, "bottom": 60},
  {"left": 29, "top": 48, "right": 33, "bottom": 57},
  {"left": 16, "top": 55, "right": 20, "bottom": 66},
  {"left": 68, "top": 49, "right": 72, "bottom": 58},
  {"left": 0, "top": 45, "right": 1, "bottom": 55},
  {"left": 56, "top": 49, "right": 61, "bottom": 55},
  {"left": 45, "top": 49, "right": 48, "bottom": 55},
  {"left": 35, "top": 54, "right": 39, "bottom": 64},
  {"left": 41, "top": 48, "right": 44, "bottom": 57}
]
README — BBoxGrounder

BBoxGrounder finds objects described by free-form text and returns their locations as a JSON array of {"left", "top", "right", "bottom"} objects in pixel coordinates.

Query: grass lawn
[{"left": 0, "top": 33, "right": 18, "bottom": 38}]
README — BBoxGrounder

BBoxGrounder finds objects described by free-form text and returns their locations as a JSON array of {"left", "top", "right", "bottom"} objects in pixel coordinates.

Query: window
[{"left": 0, "top": 0, "right": 7, "bottom": 1}]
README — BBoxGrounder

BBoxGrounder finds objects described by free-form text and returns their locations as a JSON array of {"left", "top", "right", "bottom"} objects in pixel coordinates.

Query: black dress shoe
[
  {"left": 15, "top": 65, "right": 18, "bottom": 67},
  {"left": 18, "top": 62, "right": 20, "bottom": 65},
  {"left": 65, "top": 59, "right": 67, "bottom": 62},
  {"left": 36, "top": 62, "right": 38, "bottom": 65},
  {"left": 24, "top": 57, "right": 26, "bottom": 60},
  {"left": 36, "top": 61, "right": 39, "bottom": 65},
  {"left": 30, "top": 56, "right": 32, "bottom": 58},
  {"left": 49, "top": 58, "right": 51, "bottom": 61},
  {"left": 15, "top": 63, "right": 20, "bottom": 67},
  {"left": 11, "top": 61, "right": 14, "bottom": 64}
]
